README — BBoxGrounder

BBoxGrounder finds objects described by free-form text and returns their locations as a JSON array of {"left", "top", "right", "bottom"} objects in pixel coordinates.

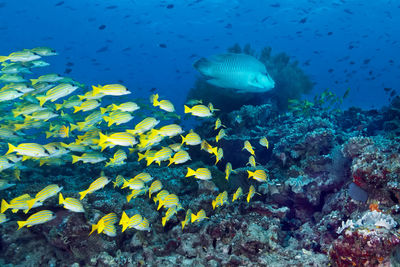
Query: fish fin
[
  {"left": 70, "top": 123, "right": 78, "bottom": 132},
  {"left": 36, "top": 96, "right": 47, "bottom": 107},
  {"left": 186, "top": 167, "right": 196, "bottom": 177},
  {"left": 212, "top": 200, "right": 216, "bottom": 210},
  {"left": 157, "top": 199, "right": 164, "bottom": 210},
  {"left": 100, "top": 107, "right": 108, "bottom": 114},
  {"left": 1, "top": 199, "right": 9, "bottom": 213},
  {"left": 72, "top": 155, "right": 80, "bottom": 164},
  {"left": 78, "top": 190, "right": 87, "bottom": 200},
  {"left": 120, "top": 211, "right": 129, "bottom": 225},
  {"left": 121, "top": 222, "right": 129, "bottom": 232},
  {"left": 126, "top": 194, "right": 133, "bottom": 203},
  {"left": 167, "top": 158, "right": 173, "bottom": 166},
  {"left": 17, "top": 221, "right": 26, "bottom": 230},
  {"left": 92, "top": 85, "right": 101, "bottom": 96},
  {"left": 181, "top": 221, "right": 186, "bottom": 230},
  {"left": 247, "top": 170, "right": 253, "bottom": 178},
  {"left": 0, "top": 56, "right": 9, "bottom": 62},
  {"left": 162, "top": 216, "right": 167, "bottom": 226},
  {"left": 184, "top": 105, "right": 191, "bottom": 114},
  {"left": 73, "top": 106, "right": 80, "bottom": 113},
  {"left": 55, "top": 103, "right": 62, "bottom": 111},
  {"left": 89, "top": 224, "right": 97, "bottom": 235},
  {"left": 137, "top": 153, "right": 145, "bottom": 162},
  {"left": 98, "top": 132, "right": 108, "bottom": 145},
  {"left": 58, "top": 193, "right": 64, "bottom": 205},
  {"left": 45, "top": 131, "right": 53, "bottom": 139},
  {"left": 6, "top": 143, "right": 16, "bottom": 155},
  {"left": 152, "top": 94, "right": 159, "bottom": 107}
]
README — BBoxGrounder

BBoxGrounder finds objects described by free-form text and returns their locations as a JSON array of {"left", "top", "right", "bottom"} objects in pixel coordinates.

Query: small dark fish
[
  {"left": 55, "top": 1, "right": 64, "bottom": 6},
  {"left": 98, "top": 25, "right": 106, "bottom": 30},
  {"left": 106, "top": 5, "right": 117, "bottom": 9},
  {"left": 343, "top": 9, "right": 353, "bottom": 14},
  {"left": 122, "top": 47, "right": 131, "bottom": 52},
  {"left": 299, "top": 17, "right": 307, "bottom": 23},
  {"left": 96, "top": 46, "right": 108, "bottom": 53},
  {"left": 384, "top": 87, "right": 392, "bottom": 92},
  {"left": 166, "top": 4, "right": 174, "bottom": 9},
  {"left": 327, "top": 32, "right": 333, "bottom": 35},
  {"left": 270, "top": 3, "right": 280, "bottom": 8},
  {"left": 118, "top": 80, "right": 124, "bottom": 84},
  {"left": 159, "top": 43, "right": 167, "bottom": 48},
  {"left": 64, "top": 68, "right": 72, "bottom": 74},
  {"left": 261, "top": 16, "right": 270, "bottom": 22},
  {"left": 328, "top": 69, "right": 334, "bottom": 73},
  {"left": 225, "top": 23, "right": 232, "bottom": 29},
  {"left": 363, "top": 59, "right": 370, "bottom": 64},
  {"left": 150, "top": 87, "right": 157, "bottom": 92},
  {"left": 66, "top": 62, "right": 74, "bottom": 67},
  {"left": 390, "top": 90, "right": 397, "bottom": 97}
]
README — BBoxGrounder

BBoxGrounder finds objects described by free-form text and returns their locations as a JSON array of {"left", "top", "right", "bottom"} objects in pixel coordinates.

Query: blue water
[{"left": 0, "top": 0, "right": 399, "bottom": 110}]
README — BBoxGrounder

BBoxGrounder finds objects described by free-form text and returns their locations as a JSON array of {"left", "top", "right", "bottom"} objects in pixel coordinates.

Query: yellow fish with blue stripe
[
  {"left": 79, "top": 176, "right": 110, "bottom": 200},
  {"left": 186, "top": 167, "right": 211, "bottom": 180},
  {"left": 17, "top": 210, "right": 55, "bottom": 230},
  {"left": 26, "top": 184, "right": 63, "bottom": 210},
  {"left": 92, "top": 84, "right": 131, "bottom": 96},
  {"left": 89, "top": 213, "right": 118, "bottom": 236},
  {"left": 59, "top": 193, "right": 84, "bottom": 212},
  {"left": 36, "top": 83, "right": 78, "bottom": 106},
  {"left": 127, "top": 117, "right": 160, "bottom": 135},
  {"left": 191, "top": 209, "right": 208, "bottom": 223},
  {"left": 103, "top": 110, "right": 133, "bottom": 127},
  {"left": 151, "top": 93, "right": 175, "bottom": 112},
  {"left": 243, "top": 140, "right": 255, "bottom": 155}
]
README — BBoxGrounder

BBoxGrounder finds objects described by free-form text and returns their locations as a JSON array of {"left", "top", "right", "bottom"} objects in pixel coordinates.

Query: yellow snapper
[
  {"left": 17, "top": 210, "right": 56, "bottom": 230},
  {"left": 214, "top": 147, "right": 223, "bottom": 165},
  {"left": 73, "top": 99, "right": 100, "bottom": 113},
  {"left": 6, "top": 143, "right": 49, "bottom": 158},
  {"left": 89, "top": 213, "right": 118, "bottom": 236},
  {"left": 24, "top": 109, "right": 58, "bottom": 121},
  {"left": 168, "top": 150, "right": 191, "bottom": 166},
  {"left": 103, "top": 110, "right": 133, "bottom": 127},
  {"left": 247, "top": 170, "right": 268, "bottom": 182},
  {"left": 153, "top": 190, "right": 169, "bottom": 204},
  {"left": 0, "top": 50, "right": 41, "bottom": 62},
  {"left": 157, "top": 193, "right": 180, "bottom": 210},
  {"left": 113, "top": 175, "right": 124, "bottom": 188},
  {"left": 181, "top": 209, "right": 192, "bottom": 230},
  {"left": 186, "top": 167, "right": 211, "bottom": 180},
  {"left": 30, "top": 73, "right": 63, "bottom": 85},
  {"left": 259, "top": 137, "right": 269, "bottom": 149},
  {"left": 92, "top": 84, "right": 131, "bottom": 96},
  {"left": 191, "top": 209, "right": 208, "bottom": 223},
  {"left": 212, "top": 191, "right": 228, "bottom": 210},
  {"left": 215, "top": 129, "right": 226, "bottom": 143},
  {"left": 111, "top": 102, "right": 140, "bottom": 112},
  {"left": 59, "top": 193, "right": 84, "bottom": 212},
  {"left": 214, "top": 118, "right": 225, "bottom": 130},
  {"left": 105, "top": 149, "right": 127, "bottom": 167},
  {"left": 120, "top": 212, "right": 142, "bottom": 232},
  {"left": 30, "top": 47, "right": 57, "bottom": 56},
  {"left": 162, "top": 205, "right": 181, "bottom": 226},
  {"left": 36, "top": 83, "right": 78, "bottom": 106},
  {"left": 181, "top": 130, "right": 202, "bottom": 146},
  {"left": 151, "top": 93, "right": 175, "bottom": 112},
  {"left": 232, "top": 187, "right": 243, "bottom": 202},
  {"left": 12, "top": 104, "right": 45, "bottom": 117},
  {"left": 184, "top": 104, "right": 212, "bottom": 117},
  {"left": 148, "top": 180, "right": 163, "bottom": 198},
  {"left": 1, "top": 194, "right": 43, "bottom": 213},
  {"left": 243, "top": 140, "right": 255, "bottom": 155},
  {"left": 127, "top": 117, "right": 160, "bottom": 135},
  {"left": 247, "top": 185, "right": 260, "bottom": 202},
  {"left": 121, "top": 177, "right": 145, "bottom": 190},
  {"left": 200, "top": 140, "right": 218, "bottom": 155},
  {"left": 247, "top": 155, "right": 257, "bottom": 167},
  {"left": 55, "top": 96, "right": 82, "bottom": 111},
  {"left": 146, "top": 147, "right": 173, "bottom": 166},
  {"left": 0, "top": 89, "right": 23, "bottom": 102},
  {"left": 224, "top": 162, "right": 235, "bottom": 181},
  {"left": 126, "top": 188, "right": 148, "bottom": 202},
  {"left": 26, "top": 184, "right": 63, "bottom": 210},
  {"left": 98, "top": 132, "right": 137, "bottom": 149},
  {"left": 153, "top": 124, "right": 183, "bottom": 138},
  {"left": 79, "top": 176, "right": 110, "bottom": 200},
  {"left": 71, "top": 152, "right": 106, "bottom": 164}
]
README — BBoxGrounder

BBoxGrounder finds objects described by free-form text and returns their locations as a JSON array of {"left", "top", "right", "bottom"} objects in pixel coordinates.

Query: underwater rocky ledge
[{"left": 1, "top": 96, "right": 400, "bottom": 267}]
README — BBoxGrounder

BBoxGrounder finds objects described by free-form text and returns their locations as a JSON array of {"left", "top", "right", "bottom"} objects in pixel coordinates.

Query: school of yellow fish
[{"left": 0, "top": 47, "right": 270, "bottom": 236}]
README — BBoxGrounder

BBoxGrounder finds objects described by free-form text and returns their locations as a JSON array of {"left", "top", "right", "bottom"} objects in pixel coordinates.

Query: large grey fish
[{"left": 193, "top": 53, "right": 275, "bottom": 93}]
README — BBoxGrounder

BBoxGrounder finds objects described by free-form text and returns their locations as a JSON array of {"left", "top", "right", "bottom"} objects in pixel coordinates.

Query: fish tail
[
  {"left": 100, "top": 107, "right": 108, "bottom": 114},
  {"left": 167, "top": 158, "right": 173, "bottom": 166},
  {"left": 121, "top": 222, "right": 129, "bottom": 232},
  {"left": 36, "top": 96, "right": 47, "bottom": 107},
  {"left": 98, "top": 132, "right": 108, "bottom": 145},
  {"left": 181, "top": 221, "right": 186, "bottom": 230},
  {"left": 121, "top": 178, "right": 129, "bottom": 189},
  {"left": 111, "top": 104, "right": 118, "bottom": 111},
  {"left": 76, "top": 122, "right": 85, "bottom": 131},
  {"left": 72, "top": 155, "right": 80, "bottom": 164},
  {"left": 59, "top": 193, "right": 64, "bottom": 205},
  {"left": 0, "top": 56, "right": 9, "bottom": 62},
  {"left": 55, "top": 103, "right": 62, "bottom": 111},
  {"left": 211, "top": 147, "right": 218, "bottom": 156},
  {"left": 146, "top": 157, "right": 154, "bottom": 166},
  {"left": 137, "top": 153, "right": 145, "bottom": 162},
  {"left": 30, "top": 78, "right": 39, "bottom": 85},
  {"left": 77, "top": 94, "right": 85, "bottom": 101},
  {"left": 152, "top": 94, "right": 159, "bottom": 107},
  {"left": 78, "top": 190, "right": 88, "bottom": 200},
  {"left": 6, "top": 143, "right": 16, "bottom": 155},
  {"left": 162, "top": 216, "right": 167, "bottom": 226},
  {"left": 157, "top": 199, "right": 164, "bottom": 210},
  {"left": 180, "top": 135, "right": 186, "bottom": 145},
  {"left": 89, "top": 224, "right": 97, "bottom": 235},
  {"left": 17, "top": 220, "right": 26, "bottom": 230},
  {"left": 186, "top": 167, "right": 196, "bottom": 177},
  {"left": 126, "top": 194, "right": 133, "bottom": 203},
  {"left": 1, "top": 199, "right": 10, "bottom": 213},
  {"left": 184, "top": 105, "right": 191, "bottom": 114},
  {"left": 120, "top": 211, "right": 129, "bottom": 225},
  {"left": 212, "top": 200, "right": 216, "bottom": 210},
  {"left": 12, "top": 110, "right": 20, "bottom": 117},
  {"left": 72, "top": 106, "right": 80, "bottom": 113},
  {"left": 45, "top": 131, "right": 53, "bottom": 139},
  {"left": 247, "top": 170, "right": 254, "bottom": 178},
  {"left": 70, "top": 123, "right": 78, "bottom": 132},
  {"left": 92, "top": 85, "right": 101, "bottom": 96}
]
